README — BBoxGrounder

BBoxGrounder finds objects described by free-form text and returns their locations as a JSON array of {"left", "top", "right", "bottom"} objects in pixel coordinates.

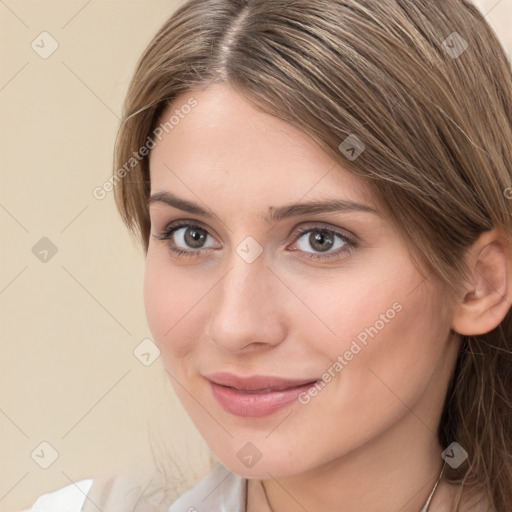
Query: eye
[
  {"left": 289, "top": 224, "right": 357, "bottom": 261},
  {"left": 153, "top": 220, "right": 218, "bottom": 257},
  {"left": 153, "top": 220, "right": 357, "bottom": 261}
]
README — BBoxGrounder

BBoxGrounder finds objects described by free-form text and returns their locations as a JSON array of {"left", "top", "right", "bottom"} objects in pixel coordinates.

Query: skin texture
[{"left": 144, "top": 83, "right": 510, "bottom": 512}]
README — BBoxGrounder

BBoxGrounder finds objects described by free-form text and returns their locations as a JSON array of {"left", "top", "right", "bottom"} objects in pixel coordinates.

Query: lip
[{"left": 204, "top": 372, "right": 319, "bottom": 417}]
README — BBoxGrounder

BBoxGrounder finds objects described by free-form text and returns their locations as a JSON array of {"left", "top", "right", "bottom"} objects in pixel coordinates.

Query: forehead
[{"left": 148, "top": 83, "right": 377, "bottom": 211}]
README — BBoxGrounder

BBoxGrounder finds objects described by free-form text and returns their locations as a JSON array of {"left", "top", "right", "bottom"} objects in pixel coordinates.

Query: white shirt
[
  {"left": 26, "top": 463, "right": 266, "bottom": 512},
  {"left": 28, "top": 479, "right": 94, "bottom": 512}
]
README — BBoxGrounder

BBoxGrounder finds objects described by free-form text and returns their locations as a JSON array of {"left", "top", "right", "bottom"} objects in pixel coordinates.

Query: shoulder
[
  {"left": 168, "top": 462, "right": 247, "bottom": 512},
  {"left": 28, "top": 478, "right": 94, "bottom": 511},
  {"left": 26, "top": 464, "right": 247, "bottom": 512},
  {"left": 27, "top": 470, "right": 166, "bottom": 512}
]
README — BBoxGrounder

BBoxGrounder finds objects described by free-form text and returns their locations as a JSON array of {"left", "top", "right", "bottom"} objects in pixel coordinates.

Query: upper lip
[{"left": 204, "top": 372, "right": 319, "bottom": 391}]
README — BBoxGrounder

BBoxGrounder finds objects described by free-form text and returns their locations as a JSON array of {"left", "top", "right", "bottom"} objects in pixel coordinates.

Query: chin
[{"left": 213, "top": 449, "right": 307, "bottom": 480}]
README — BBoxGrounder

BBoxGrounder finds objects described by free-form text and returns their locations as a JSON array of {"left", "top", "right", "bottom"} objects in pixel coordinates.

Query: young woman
[{"left": 27, "top": 0, "right": 512, "bottom": 511}]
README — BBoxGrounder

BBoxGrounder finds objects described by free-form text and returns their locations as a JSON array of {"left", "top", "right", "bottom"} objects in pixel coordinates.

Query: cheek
[
  {"left": 143, "top": 255, "right": 169, "bottom": 340},
  {"left": 334, "top": 286, "right": 451, "bottom": 416},
  {"left": 143, "top": 252, "right": 213, "bottom": 366},
  {"left": 143, "top": 254, "right": 191, "bottom": 357},
  {"left": 295, "top": 265, "right": 405, "bottom": 356},
  {"left": 303, "top": 259, "right": 450, "bottom": 406}
]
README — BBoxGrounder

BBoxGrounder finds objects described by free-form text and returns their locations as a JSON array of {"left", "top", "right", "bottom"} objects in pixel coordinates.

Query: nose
[{"left": 208, "top": 253, "right": 287, "bottom": 355}]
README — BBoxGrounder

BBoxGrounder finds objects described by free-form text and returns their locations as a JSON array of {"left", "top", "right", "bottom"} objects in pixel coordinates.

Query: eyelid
[{"left": 153, "top": 218, "right": 357, "bottom": 241}]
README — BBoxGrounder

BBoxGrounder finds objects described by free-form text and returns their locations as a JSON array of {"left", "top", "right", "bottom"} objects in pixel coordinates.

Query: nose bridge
[{"left": 208, "top": 247, "right": 286, "bottom": 353}]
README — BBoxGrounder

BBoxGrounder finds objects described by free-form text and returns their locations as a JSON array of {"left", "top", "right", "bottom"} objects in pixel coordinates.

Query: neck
[{"left": 261, "top": 413, "right": 447, "bottom": 512}]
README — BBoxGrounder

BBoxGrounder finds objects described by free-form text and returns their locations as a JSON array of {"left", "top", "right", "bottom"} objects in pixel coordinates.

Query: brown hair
[{"left": 113, "top": 1, "right": 512, "bottom": 510}]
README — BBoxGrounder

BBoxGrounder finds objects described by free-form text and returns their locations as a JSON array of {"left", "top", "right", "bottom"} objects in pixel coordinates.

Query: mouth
[
  {"left": 204, "top": 372, "right": 320, "bottom": 417},
  {"left": 204, "top": 372, "right": 319, "bottom": 390}
]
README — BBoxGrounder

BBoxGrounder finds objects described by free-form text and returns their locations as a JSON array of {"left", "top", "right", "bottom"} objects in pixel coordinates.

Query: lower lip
[{"left": 208, "top": 380, "right": 317, "bottom": 417}]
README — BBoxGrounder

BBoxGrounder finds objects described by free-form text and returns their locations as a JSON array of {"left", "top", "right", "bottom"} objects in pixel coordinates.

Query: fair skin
[{"left": 145, "top": 83, "right": 510, "bottom": 512}]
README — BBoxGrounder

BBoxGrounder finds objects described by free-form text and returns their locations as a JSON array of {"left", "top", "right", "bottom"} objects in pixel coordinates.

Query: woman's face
[{"left": 145, "top": 83, "right": 459, "bottom": 479}]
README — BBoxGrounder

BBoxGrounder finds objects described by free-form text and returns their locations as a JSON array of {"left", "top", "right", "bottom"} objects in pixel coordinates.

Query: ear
[{"left": 451, "top": 229, "right": 512, "bottom": 336}]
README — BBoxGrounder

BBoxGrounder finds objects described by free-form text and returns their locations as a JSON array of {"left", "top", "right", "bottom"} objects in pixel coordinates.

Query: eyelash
[{"left": 153, "top": 219, "right": 358, "bottom": 261}]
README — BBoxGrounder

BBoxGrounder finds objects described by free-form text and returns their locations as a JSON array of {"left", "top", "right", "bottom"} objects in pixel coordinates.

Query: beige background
[{"left": 0, "top": 1, "right": 510, "bottom": 510}]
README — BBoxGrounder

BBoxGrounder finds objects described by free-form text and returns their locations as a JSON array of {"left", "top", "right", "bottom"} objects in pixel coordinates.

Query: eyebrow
[{"left": 148, "top": 191, "right": 379, "bottom": 223}]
